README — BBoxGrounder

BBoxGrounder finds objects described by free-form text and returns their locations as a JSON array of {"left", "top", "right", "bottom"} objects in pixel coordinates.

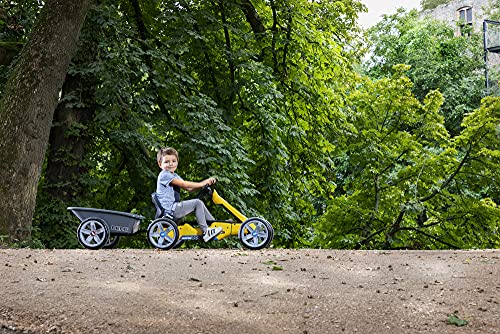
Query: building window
[{"left": 457, "top": 6, "right": 473, "bottom": 35}]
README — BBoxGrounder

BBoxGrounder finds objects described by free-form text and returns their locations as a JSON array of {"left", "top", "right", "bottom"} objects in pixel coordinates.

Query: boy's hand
[{"left": 202, "top": 177, "right": 216, "bottom": 187}]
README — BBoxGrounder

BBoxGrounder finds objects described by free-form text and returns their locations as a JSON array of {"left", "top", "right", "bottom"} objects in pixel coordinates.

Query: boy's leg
[{"left": 173, "top": 199, "right": 214, "bottom": 233}]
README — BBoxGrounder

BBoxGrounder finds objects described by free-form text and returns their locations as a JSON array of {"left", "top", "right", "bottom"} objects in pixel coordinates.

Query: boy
[{"left": 156, "top": 147, "right": 222, "bottom": 242}]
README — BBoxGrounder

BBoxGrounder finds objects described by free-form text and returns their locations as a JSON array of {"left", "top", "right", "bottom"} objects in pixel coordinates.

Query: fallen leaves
[
  {"left": 447, "top": 314, "right": 468, "bottom": 327},
  {"left": 262, "top": 259, "right": 283, "bottom": 271}
]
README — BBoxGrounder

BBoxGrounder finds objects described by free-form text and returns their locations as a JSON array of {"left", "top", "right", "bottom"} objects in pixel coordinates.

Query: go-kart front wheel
[
  {"left": 77, "top": 217, "right": 110, "bottom": 250},
  {"left": 238, "top": 217, "right": 273, "bottom": 250},
  {"left": 147, "top": 218, "right": 179, "bottom": 250}
]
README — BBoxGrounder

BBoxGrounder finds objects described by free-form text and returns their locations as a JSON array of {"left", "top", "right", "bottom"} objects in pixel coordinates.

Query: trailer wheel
[
  {"left": 147, "top": 218, "right": 179, "bottom": 250},
  {"left": 103, "top": 235, "right": 120, "bottom": 249},
  {"left": 77, "top": 217, "right": 110, "bottom": 250},
  {"left": 238, "top": 217, "right": 273, "bottom": 250}
]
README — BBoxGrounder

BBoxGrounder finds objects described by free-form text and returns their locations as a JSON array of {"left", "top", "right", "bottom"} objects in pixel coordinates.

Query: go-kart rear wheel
[
  {"left": 77, "top": 217, "right": 110, "bottom": 250},
  {"left": 147, "top": 218, "right": 179, "bottom": 250},
  {"left": 238, "top": 217, "right": 273, "bottom": 250},
  {"left": 103, "top": 235, "right": 120, "bottom": 249}
]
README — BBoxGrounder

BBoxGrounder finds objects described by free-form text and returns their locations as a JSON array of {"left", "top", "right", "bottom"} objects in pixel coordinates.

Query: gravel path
[
  {"left": 0, "top": 249, "right": 498, "bottom": 334},
  {"left": 0, "top": 328, "right": 25, "bottom": 334}
]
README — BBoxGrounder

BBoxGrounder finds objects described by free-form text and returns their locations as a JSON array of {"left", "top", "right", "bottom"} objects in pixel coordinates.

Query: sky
[{"left": 358, "top": 0, "right": 422, "bottom": 28}]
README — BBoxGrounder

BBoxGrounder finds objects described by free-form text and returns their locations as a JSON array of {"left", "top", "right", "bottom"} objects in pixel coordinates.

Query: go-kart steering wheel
[{"left": 196, "top": 184, "right": 213, "bottom": 199}]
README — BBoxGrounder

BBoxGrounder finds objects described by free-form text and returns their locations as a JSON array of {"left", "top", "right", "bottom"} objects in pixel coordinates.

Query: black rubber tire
[{"left": 262, "top": 220, "right": 274, "bottom": 248}]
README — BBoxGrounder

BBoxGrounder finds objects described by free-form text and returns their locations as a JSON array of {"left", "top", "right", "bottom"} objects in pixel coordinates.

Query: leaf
[
  {"left": 447, "top": 314, "right": 468, "bottom": 327},
  {"left": 235, "top": 252, "right": 248, "bottom": 256},
  {"left": 262, "top": 260, "right": 277, "bottom": 265},
  {"left": 272, "top": 265, "right": 283, "bottom": 271}
]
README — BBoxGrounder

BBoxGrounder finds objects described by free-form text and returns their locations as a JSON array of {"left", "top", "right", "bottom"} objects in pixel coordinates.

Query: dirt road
[{"left": 0, "top": 249, "right": 498, "bottom": 334}]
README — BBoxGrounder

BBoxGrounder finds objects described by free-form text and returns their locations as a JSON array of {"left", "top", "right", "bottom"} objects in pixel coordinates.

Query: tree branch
[
  {"left": 419, "top": 142, "right": 472, "bottom": 203},
  {"left": 180, "top": 0, "right": 221, "bottom": 102},
  {"left": 401, "top": 227, "right": 460, "bottom": 249},
  {"left": 281, "top": 11, "right": 292, "bottom": 78},
  {"left": 355, "top": 226, "right": 387, "bottom": 249},
  {"left": 238, "top": 0, "right": 266, "bottom": 36},
  {"left": 363, "top": 175, "right": 380, "bottom": 238},
  {"left": 218, "top": 0, "right": 235, "bottom": 85}
]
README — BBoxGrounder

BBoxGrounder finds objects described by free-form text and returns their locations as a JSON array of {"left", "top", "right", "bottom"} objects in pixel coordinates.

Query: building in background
[
  {"left": 420, "top": 0, "right": 490, "bottom": 35},
  {"left": 421, "top": 0, "right": 499, "bottom": 89}
]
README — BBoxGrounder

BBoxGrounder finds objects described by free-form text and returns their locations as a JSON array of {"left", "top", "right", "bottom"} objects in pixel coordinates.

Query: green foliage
[
  {"left": 0, "top": 0, "right": 40, "bottom": 95},
  {"left": 485, "top": 0, "right": 500, "bottom": 21},
  {"left": 315, "top": 67, "right": 500, "bottom": 249},
  {"left": 364, "top": 9, "right": 484, "bottom": 136},
  {"left": 0, "top": 0, "right": 40, "bottom": 43},
  {"left": 33, "top": 193, "right": 80, "bottom": 249}
]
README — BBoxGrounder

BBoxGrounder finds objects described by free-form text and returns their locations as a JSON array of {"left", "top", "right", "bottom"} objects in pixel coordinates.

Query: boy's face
[{"left": 159, "top": 154, "right": 178, "bottom": 173}]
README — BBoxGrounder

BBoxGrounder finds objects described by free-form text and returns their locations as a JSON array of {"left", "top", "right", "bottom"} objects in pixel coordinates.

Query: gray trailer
[{"left": 68, "top": 207, "right": 145, "bottom": 249}]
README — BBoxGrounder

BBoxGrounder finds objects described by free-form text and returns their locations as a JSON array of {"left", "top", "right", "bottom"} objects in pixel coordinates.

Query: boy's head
[{"left": 157, "top": 147, "right": 179, "bottom": 172}]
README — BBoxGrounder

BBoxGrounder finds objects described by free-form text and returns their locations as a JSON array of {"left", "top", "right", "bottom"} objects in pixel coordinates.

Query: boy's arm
[{"left": 170, "top": 177, "right": 216, "bottom": 192}]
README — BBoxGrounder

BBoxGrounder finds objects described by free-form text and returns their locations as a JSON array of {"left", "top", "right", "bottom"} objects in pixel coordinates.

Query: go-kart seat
[{"left": 151, "top": 193, "right": 175, "bottom": 220}]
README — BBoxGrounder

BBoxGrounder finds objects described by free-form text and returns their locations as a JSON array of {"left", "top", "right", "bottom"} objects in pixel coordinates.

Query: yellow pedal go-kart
[{"left": 147, "top": 186, "right": 274, "bottom": 250}]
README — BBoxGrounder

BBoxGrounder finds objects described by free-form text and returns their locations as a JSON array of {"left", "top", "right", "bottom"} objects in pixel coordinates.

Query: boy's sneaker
[{"left": 203, "top": 227, "right": 223, "bottom": 242}]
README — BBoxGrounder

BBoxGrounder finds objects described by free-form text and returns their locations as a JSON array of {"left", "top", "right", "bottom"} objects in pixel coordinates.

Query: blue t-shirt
[{"left": 156, "top": 170, "right": 183, "bottom": 215}]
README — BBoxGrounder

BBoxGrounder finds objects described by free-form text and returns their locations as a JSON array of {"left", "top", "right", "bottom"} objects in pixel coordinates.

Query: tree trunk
[
  {"left": 44, "top": 8, "right": 100, "bottom": 203},
  {"left": 239, "top": 0, "right": 266, "bottom": 36},
  {"left": 44, "top": 73, "right": 96, "bottom": 201},
  {"left": 0, "top": 0, "right": 94, "bottom": 242}
]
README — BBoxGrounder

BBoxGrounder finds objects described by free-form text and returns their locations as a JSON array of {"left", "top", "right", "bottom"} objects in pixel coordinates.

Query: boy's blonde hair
[{"left": 157, "top": 147, "right": 179, "bottom": 163}]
